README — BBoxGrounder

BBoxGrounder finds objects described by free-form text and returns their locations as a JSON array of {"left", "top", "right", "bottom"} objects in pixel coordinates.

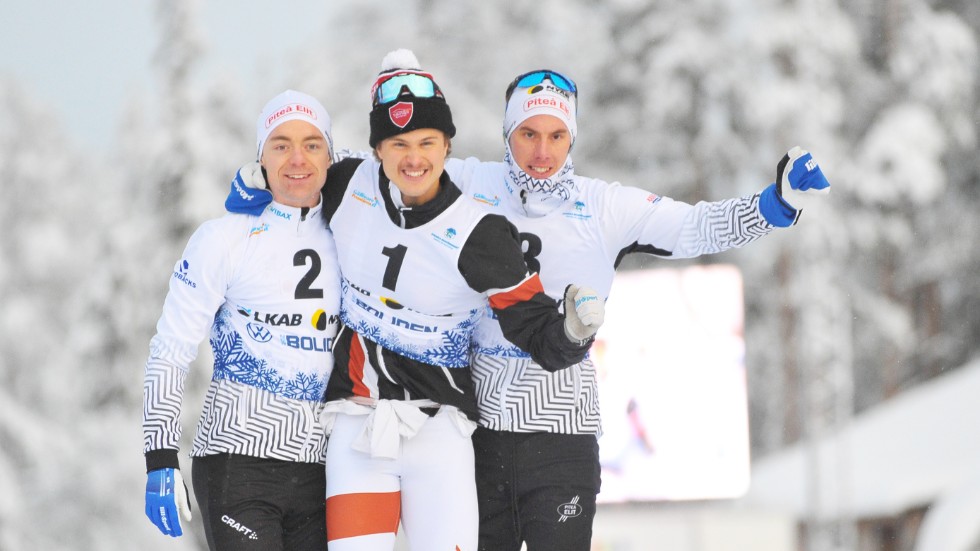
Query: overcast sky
[{"left": 0, "top": 0, "right": 327, "bottom": 153}]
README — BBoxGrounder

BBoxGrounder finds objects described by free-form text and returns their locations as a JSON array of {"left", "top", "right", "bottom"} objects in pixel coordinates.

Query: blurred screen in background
[{"left": 596, "top": 265, "right": 750, "bottom": 503}]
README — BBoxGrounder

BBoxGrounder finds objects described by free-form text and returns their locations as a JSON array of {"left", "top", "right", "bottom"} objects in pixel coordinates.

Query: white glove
[{"left": 563, "top": 285, "right": 604, "bottom": 343}]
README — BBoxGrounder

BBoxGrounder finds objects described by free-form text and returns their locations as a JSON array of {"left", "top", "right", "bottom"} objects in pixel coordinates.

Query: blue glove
[
  {"left": 225, "top": 161, "right": 273, "bottom": 216},
  {"left": 759, "top": 146, "right": 831, "bottom": 226},
  {"left": 145, "top": 468, "right": 192, "bottom": 537},
  {"left": 777, "top": 146, "right": 830, "bottom": 210}
]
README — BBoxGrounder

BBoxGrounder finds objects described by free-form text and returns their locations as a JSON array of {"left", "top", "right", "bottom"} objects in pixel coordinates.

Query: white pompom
[{"left": 381, "top": 49, "right": 421, "bottom": 71}]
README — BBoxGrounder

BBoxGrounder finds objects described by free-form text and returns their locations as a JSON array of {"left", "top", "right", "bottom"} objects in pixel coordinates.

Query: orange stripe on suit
[
  {"left": 488, "top": 274, "right": 544, "bottom": 310},
  {"left": 348, "top": 332, "right": 371, "bottom": 398},
  {"left": 326, "top": 491, "right": 401, "bottom": 541}
]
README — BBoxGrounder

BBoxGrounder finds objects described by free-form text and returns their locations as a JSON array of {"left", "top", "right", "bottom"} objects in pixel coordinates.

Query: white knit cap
[
  {"left": 503, "top": 83, "right": 577, "bottom": 146},
  {"left": 256, "top": 89, "right": 333, "bottom": 160}
]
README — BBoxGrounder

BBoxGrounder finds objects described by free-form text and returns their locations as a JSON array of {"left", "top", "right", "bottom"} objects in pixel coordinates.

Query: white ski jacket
[
  {"left": 142, "top": 200, "right": 341, "bottom": 471},
  {"left": 445, "top": 157, "right": 776, "bottom": 435}
]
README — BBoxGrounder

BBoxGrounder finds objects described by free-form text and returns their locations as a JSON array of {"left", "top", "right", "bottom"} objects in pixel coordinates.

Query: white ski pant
[{"left": 325, "top": 405, "right": 478, "bottom": 551}]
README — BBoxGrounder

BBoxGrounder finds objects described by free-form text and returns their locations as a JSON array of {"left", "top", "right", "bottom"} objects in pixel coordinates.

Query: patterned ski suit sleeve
[
  {"left": 142, "top": 220, "right": 235, "bottom": 471},
  {"left": 598, "top": 182, "right": 775, "bottom": 264}
]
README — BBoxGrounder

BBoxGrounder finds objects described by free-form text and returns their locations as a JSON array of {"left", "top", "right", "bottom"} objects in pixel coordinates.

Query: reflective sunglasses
[
  {"left": 505, "top": 70, "right": 578, "bottom": 102},
  {"left": 373, "top": 71, "right": 442, "bottom": 106}
]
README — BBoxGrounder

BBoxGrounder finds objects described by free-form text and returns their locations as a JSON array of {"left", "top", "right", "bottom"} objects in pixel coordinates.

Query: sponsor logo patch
[
  {"left": 221, "top": 514, "right": 259, "bottom": 540},
  {"left": 352, "top": 190, "right": 379, "bottom": 207},
  {"left": 389, "top": 102, "right": 414, "bottom": 128},
  {"left": 380, "top": 296, "right": 404, "bottom": 310},
  {"left": 173, "top": 259, "right": 197, "bottom": 288},
  {"left": 269, "top": 206, "right": 292, "bottom": 220},
  {"left": 523, "top": 95, "right": 571, "bottom": 118},
  {"left": 562, "top": 200, "right": 592, "bottom": 220},
  {"left": 281, "top": 335, "right": 332, "bottom": 352},
  {"left": 431, "top": 226, "right": 460, "bottom": 249},
  {"left": 473, "top": 193, "right": 500, "bottom": 207},
  {"left": 311, "top": 309, "right": 337, "bottom": 331},
  {"left": 557, "top": 495, "right": 583, "bottom": 522},
  {"left": 232, "top": 178, "right": 255, "bottom": 201},
  {"left": 246, "top": 322, "right": 273, "bottom": 343},
  {"left": 265, "top": 103, "right": 317, "bottom": 129}
]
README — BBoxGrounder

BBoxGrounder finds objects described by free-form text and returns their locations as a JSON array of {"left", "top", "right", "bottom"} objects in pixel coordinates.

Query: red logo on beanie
[
  {"left": 523, "top": 96, "right": 570, "bottom": 118},
  {"left": 265, "top": 103, "right": 318, "bottom": 128},
  {"left": 389, "top": 102, "right": 414, "bottom": 128}
]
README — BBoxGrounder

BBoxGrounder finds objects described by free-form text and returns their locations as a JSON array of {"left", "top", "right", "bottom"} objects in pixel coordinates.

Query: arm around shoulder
[{"left": 458, "top": 215, "right": 598, "bottom": 371}]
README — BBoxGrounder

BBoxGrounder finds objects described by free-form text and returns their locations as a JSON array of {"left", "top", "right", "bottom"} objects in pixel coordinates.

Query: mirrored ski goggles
[
  {"left": 505, "top": 70, "right": 578, "bottom": 102},
  {"left": 373, "top": 71, "right": 442, "bottom": 106}
]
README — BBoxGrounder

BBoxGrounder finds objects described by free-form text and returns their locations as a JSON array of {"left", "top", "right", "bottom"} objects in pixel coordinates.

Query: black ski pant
[
  {"left": 192, "top": 453, "right": 326, "bottom": 551},
  {"left": 474, "top": 427, "right": 601, "bottom": 551}
]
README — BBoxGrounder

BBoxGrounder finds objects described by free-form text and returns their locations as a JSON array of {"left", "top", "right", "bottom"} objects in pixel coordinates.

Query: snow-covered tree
[
  {"left": 1, "top": 1, "right": 978, "bottom": 549},
  {"left": 841, "top": 0, "right": 979, "bottom": 411}
]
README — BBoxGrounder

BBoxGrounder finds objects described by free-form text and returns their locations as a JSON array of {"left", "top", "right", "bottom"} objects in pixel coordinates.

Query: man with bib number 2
[{"left": 143, "top": 90, "right": 341, "bottom": 550}]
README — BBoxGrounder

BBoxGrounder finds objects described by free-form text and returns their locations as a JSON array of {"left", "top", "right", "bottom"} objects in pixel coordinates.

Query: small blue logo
[
  {"left": 173, "top": 260, "right": 197, "bottom": 288},
  {"left": 352, "top": 190, "right": 379, "bottom": 207},
  {"left": 269, "top": 206, "right": 292, "bottom": 220},
  {"left": 563, "top": 201, "right": 592, "bottom": 220},
  {"left": 473, "top": 193, "right": 500, "bottom": 207},
  {"left": 246, "top": 322, "right": 273, "bottom": 343},
  {"left": 431, "top": 228, "right": 460, "bottom": 249}
]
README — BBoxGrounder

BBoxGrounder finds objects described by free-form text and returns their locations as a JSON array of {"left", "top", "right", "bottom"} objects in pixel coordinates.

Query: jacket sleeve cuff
[
  {"left": 758, "top": 183, "right": 800, "bottom": 227},
  {"left": 145, "top": 449, "right": 181, "bottom": 473}
]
